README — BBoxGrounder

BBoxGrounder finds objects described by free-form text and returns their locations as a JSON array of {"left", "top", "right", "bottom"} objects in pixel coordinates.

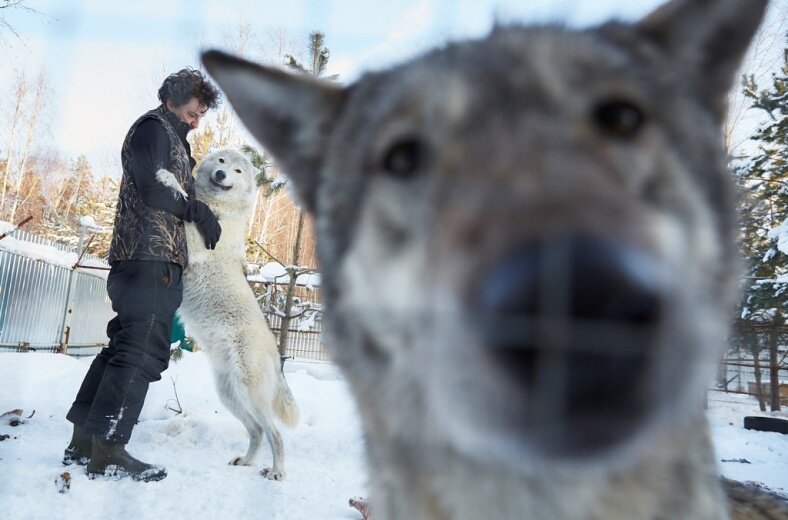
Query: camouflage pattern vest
[{"left": 108, "top": 105, "right": 195, "bottom": 267}]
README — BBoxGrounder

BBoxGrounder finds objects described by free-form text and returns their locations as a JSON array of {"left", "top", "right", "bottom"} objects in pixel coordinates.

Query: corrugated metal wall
[
  {"left": 0, "top": 228, "right": 113, "bottom": 356},
  {"left": 0, "top": 228, "right": 331, "bottom": 361}
]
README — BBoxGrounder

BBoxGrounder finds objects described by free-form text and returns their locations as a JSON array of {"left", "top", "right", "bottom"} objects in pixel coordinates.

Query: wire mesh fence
[
  {"left": 720, "top": 322, "right": 788, "bottom": 411},
  {"left": 255, "top": 281, "right": 329, "bottom": 362},
  {"left": 265, "top": 312, "right": 328, "bottom": 362}
]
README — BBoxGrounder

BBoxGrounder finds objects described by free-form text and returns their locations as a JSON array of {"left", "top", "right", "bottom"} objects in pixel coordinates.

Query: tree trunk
[
  {"left": 277, "top": 210, "right": 305, "bottom": 361},
  {"left": 769, "top": 328, "right": 782, "bottom": 411},
  {"left": 17, "top": 173, "right": 39, "bottom": 208},
  {"left": 9, "top": 73, "right": 45, "bottom": 222},
  {"left": 1, "top": 76, "right": 26, "bottom": 218},
  {"left": 753, "top": 348, "right": 766, "bottom": 412}
]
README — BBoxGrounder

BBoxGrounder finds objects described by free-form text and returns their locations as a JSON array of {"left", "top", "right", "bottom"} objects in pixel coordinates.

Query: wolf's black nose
[
  {"left": 480, "top": 236, "right": 662, "bottom": 328},
  {"left": 215, "top": 170, "right": 227, "bottom": 181},
  {"left": 478, "top": 236, "right": 662, "bottom": 452}
]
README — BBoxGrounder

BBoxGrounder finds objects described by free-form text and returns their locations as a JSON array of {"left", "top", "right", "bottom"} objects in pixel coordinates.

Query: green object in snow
[{"left": 170, "top": 314, "right": 191, "bottom": 351}]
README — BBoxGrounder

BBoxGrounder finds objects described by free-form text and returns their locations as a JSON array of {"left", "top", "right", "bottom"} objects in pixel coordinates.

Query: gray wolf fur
[
  {"left": 171, "top": 148, "right": 299, "bottom": 481},
  {"left": 203, "top": 0, "right": 786, "bottom": 518}
]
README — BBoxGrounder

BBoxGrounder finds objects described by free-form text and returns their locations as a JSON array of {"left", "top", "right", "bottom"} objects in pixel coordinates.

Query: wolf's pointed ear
[
  {"left": 636, "top": 0, "right": 768, "bottom": 119},
  {"left": 202, "top": 50, "right": 345, "bottom": 213}
]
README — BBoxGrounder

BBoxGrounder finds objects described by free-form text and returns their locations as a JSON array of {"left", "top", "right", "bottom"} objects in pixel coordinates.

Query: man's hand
[{"left": 185, "top": 200, "right": 222, "bottom": 250}]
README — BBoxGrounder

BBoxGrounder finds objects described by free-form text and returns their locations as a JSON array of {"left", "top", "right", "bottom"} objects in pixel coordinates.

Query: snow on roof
[
  {"left": 79, "top": 215, "right": 97, "bottom": 228},
  {"left": 0, "top": 220, "right": 109, "bottom": 279},
  {"left": 0, "top": 221, "right": 16, "bottom": 235},
  {"left": 247, "top": 262, "right": 321, "bottom": 288},
  {"left": 0, "top": 221, "right": 316, "bottom": 286}
]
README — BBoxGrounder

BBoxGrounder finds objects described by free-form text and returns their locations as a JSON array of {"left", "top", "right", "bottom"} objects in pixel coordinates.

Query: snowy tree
[
  {"left": 36, "top": 154, "right": 116, "bottom": 256},
  {"left": 76, "top": 175, "right": 117, "bottom": 258},
  {"left": 735, "top": 41, "right": 788, "bottom": 411}
]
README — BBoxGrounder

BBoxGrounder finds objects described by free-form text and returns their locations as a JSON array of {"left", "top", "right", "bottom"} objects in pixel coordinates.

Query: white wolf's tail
[{"left": 274, "top": 373, "right": 300, "bottom": 428}]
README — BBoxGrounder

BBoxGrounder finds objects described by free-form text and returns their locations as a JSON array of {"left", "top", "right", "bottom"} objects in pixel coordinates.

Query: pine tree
[
  {"left": 77, "top": 175, "right": 117, "bottom": 258},
  {"left": 738, "top": 46, "right": 788, "bottom": 317},
  {"left": 735, "top": 43, "right": 788, "bottom": 411},
  {"left": 274, "top": 31, "right": 336, "bottom": 360}
]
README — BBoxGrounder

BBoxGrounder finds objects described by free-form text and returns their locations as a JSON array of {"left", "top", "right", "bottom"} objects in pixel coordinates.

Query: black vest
[{"left": 108, "top": 106, "right": 195, "bottom": 267}]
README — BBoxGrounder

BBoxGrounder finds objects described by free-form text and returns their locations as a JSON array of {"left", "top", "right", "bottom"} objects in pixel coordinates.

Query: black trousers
[{"left": 66, "top": 260, "right": 183, "bottom": 443}]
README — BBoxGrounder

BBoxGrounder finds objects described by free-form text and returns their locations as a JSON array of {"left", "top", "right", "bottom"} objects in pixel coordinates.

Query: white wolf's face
[{"left": 193, "top": 148, "right": 256, "bottom": 205}]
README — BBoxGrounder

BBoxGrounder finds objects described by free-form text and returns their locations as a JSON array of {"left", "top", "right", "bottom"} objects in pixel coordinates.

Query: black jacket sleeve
[{"left": 128, "top": 119, "right": 189, "bottom": 219}]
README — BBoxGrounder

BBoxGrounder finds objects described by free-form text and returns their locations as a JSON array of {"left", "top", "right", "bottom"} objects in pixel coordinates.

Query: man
[{"left": 63, "top": 68, "right": 222, "bottom": 482}]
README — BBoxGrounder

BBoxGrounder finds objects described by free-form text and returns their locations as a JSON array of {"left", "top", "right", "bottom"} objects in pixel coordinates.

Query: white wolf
[{"left": 161, "top": 148, "right": 299, "bottom": 481}]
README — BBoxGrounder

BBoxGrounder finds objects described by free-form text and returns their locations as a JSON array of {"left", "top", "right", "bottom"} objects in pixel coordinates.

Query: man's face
[{"left": 166, "top": 97, "right": 208, "bottom": 130}]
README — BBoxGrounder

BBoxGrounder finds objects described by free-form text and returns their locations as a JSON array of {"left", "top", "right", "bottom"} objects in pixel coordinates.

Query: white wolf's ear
[
  {"left": 202, "top": 50, "right": 345, "bottom": 213},
  {"left": 636, "top": 0, "right": 767, "bottom": 119}
]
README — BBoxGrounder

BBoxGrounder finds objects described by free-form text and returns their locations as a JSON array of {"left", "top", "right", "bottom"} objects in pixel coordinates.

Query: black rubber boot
[
  {"left": 86, "top": 436, "right": 167, "bottom": 482},
  {"left": 62, "top": 424, "right": 92, "bottom": 466}
]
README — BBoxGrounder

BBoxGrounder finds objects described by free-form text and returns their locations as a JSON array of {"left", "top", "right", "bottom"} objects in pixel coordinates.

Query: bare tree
[
  {"left": 192, "top": 22, "right": 258, "bottom": 152},
  {"left": 0, "top": 70, "right": 48, "bottom": 223},
  {"left": 0, "top": 72, "right": 26, "bottom": 215},
  {"left": 725, "top": 0, "right": 788, "bottom": 154},
  {"left": 0, "top": 0, "right": 48, "bottom": 43},
  {"left": 8, "top": 71, "right": 46, "bottom": 222},
  {"left": 259, "top": 28, "right": 300, "bottom": 68},
  {"left": 61, "top": 155, "right": 95, "bottom": 220}
]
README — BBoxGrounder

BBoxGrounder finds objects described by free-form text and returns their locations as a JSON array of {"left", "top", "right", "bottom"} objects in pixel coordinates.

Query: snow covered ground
[
  {"left": 0, "top": 353, "right": 367, "bottom": 520},
  {"left": 707, "top": 390, "right": 787, "bottom": 493},
  {"left": 0, "top": 352, "right": 785, "bottom": 520}
]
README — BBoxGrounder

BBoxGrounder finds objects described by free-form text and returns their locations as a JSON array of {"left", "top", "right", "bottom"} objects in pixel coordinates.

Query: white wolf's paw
[
  {"left": 261, "top": 467, "right": 285, "bottom": 481},
  {"left": 229, "top": 456, "right": 253, "bottom": 466},
  {"left": 155, "top": 169, "right": 188, "bottom": 199}
]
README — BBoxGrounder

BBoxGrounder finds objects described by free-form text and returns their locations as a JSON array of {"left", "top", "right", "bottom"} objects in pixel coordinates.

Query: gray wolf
[
  {"left": 203, "top": 0, "right": 786, "bottom": 517},
  {"left": 174, "top": 148, "right": 300, "bottom": 481},
  {"left": 64, "top": 69, "right": 221, "bottom": 482}
]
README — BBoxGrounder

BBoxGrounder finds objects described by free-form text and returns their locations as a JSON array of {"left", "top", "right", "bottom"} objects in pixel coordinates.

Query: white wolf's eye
[
  {"left": 235, "top": 169, "right": 242, "bottom": 173},
  {"left": 382, "top": 137, "right": 426, "bottom": 179},
  {"left": 593, "top": 99, "right": 645, "bottom": 139},
  {"left": 219, "top": 158, "right": 225, "bottom": 163}
]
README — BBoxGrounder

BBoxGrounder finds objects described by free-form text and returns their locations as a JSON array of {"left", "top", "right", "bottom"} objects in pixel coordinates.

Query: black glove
[{"left": 184, "top": 200, "right": 222, "bottom": 250}]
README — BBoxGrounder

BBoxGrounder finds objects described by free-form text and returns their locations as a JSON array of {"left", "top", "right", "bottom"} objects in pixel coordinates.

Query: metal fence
[
  {"left": 256, "top": 282, "right": 329, "bottom": 362},
  {"left": 2, "top": 227, "right": 787, "bottom": 385},
  {"left": 0, "top": 227, "right": 113, "bottom": 357},
  {"left": 0, "top": 228, "right": 330, "bottom": 361},
  {"left": 265, "top": 312, "right": 328, "bottom": 362},
  {"left": 721, "top": 322, "right": 788, "bottom": 410}
]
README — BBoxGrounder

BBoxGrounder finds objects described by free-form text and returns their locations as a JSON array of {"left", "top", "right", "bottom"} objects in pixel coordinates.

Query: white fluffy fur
[
  {"left": 155, "top": 169, "right": 189, "bottom": 199},
  {"left": 173, "top": 148, "right": 299, "bottom": 481}
]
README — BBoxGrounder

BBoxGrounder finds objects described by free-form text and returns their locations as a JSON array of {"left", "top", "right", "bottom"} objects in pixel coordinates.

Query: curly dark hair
[{"left": 158, "top": 68, "right": 221, "bottom": 109}]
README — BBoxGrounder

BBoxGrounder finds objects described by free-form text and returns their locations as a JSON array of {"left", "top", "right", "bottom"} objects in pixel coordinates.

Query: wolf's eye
[
  {"left": 593, "top": 100, "right": 645, "bottom": 139},
  {"left": 235, "top": 169, "right": 242, "bottom": 174},
  {"left": 382, "top": 138, "right": 425, "bottom": 178},
  {"left": 219, "top": 158, "right": 225, "bottom": 163}
]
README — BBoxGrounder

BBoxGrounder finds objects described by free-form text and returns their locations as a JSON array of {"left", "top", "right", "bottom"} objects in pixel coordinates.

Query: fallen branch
[{"left": 165, "top": 375, "right": 183, "bottom": 414}]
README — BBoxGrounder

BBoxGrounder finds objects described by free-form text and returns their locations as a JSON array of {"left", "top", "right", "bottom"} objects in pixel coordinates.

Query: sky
[
  {"left": 0, "top": 0, "right": 783, "bottom": 176},
  {"left": 0, "top": 0, "right": 669, "bottom": 174}
]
